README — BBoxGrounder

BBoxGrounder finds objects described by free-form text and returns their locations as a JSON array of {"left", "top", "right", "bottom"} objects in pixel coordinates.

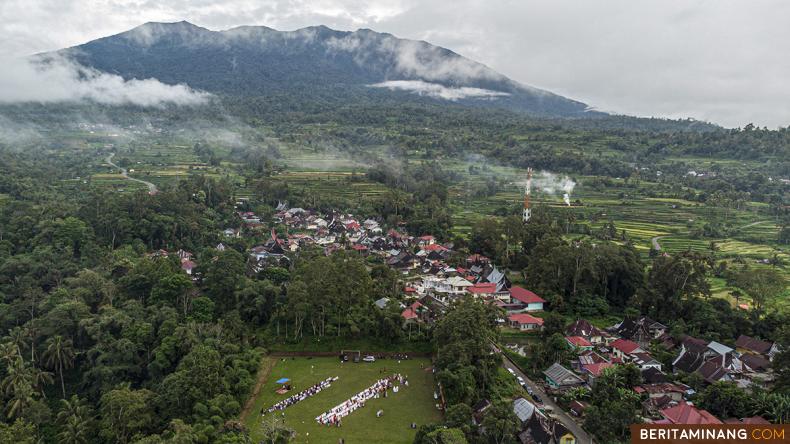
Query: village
[{"left": 138, "top": 194, "right": 784, "bottom": 443}]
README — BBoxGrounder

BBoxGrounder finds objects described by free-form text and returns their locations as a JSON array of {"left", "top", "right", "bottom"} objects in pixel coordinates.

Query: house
[
  {"left": 519, "top": 413, "right": 576, "bottom": 444},
  {"left": 580, "top": 362, "right": 614, "bottom": 384},
  {"left": 467, "top": 282, "right": 498, "bottom": 299},
  {"left": 509, "top": 313, "right": 544, "bottom": 331},
  {"left": 741, "top": 353, "right": 771, "bottom": 373},
  {"left": 401, "top": 301, "right": 428, "bottom": 323},
  {"left": 611, "top": 338, "right": 643, "bottom": 360},
  {"left": 576, "top": 350, "right": 609, "bottom": 370},
  {"left": 514, "top": 397, "right": 575, "bottom": 443},
  {"left": 417, "top": 235, "right": 436, "bottom": 246},
  {"left": 472, "top": 399, "right": 492, "bottom": 425},
  {"left": 565, "top": 319, "right": 606, "bottom": 345},
  {"left": 634, "top": 383, "right": 688, "bottom": 402},
  {"left": 466, "top": 254, "right": 490, "bottom": 266},
  {"left": 707, "top": 341, "right": 734, "bottom": 358},
  {"left": 443, "top": 276, "right": 474, "bottom": 295},
  {"left": 565, "top": 336, "right": 594, "bottom": 352},
  {"left": 660, "top": 403, "right": 722, "bottom": 425},
  {"left": 671, "top": 336, "right": 711, "bottom": 373},
  {"left": 630, "top": 352, "right": 662, "bottom": 371},
  {"left": 613, "top": 316, "right": 667, "bottom": 348},
  {"left": 483, "top": 266, "right": 511, "bottom": 292},
  {"left": 543, "top": 363, "right": 585, "bottom": 390},
  {"left": 641, "top": 367, "right": 669, "bottom": 384},
  {"left": 697, "top": 358, "right": 732, "bottom": 384},
  {"left": 180, "top": 259, "right": 196, "bottom": 275},
  {"left": 513, "top": 398, "right": 537, "bottom": 425},
  {"left": 374, "top": 297, "right": 390, "bottom": 310},
  {"left": 736, "top": 335, "right": 779, "bottom": 360},
  {"left": 510, "top": 286, "right": 546, "bottom": 311},
  {"left": 222, "top": 228, "right": 240, "bottom": 238}
]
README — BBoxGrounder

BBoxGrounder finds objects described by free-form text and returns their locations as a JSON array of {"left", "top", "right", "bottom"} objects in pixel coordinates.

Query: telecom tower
[{"left": 522, "top": 167, "right": 533, "bottom": 223}]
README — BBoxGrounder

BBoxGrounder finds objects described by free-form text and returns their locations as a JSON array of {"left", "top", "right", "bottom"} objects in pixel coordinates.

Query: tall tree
[{"left": 42, "top": 335, "right": 76, "bottom": 398}]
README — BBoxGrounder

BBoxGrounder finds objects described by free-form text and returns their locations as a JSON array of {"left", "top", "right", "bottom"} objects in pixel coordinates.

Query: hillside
[{"left": 51, "top": 21, "right": 597, "bottom": 117}]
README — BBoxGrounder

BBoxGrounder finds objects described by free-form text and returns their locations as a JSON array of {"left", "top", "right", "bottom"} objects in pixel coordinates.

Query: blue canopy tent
[{"left": 275, "top": 378, "right": 290, "bottom": 384}]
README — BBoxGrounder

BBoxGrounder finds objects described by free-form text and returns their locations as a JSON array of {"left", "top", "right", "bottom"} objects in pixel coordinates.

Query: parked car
[
  {"left": 517, "top": 376, "right": 525, "bottom": 384},
  {"left": 507, "top": 368, "right": 515, "bottom": 375},
  {"left": 363, "top": 355, "right": 376, "bottom": 362},
  {"left": 523, "top": 383, "right": 531, "bottom": 392},
  {"left": 532, "top": 393, "right": 542, "bottom": 404}
]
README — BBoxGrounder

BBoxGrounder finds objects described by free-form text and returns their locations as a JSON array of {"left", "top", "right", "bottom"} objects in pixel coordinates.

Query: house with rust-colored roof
[
  {"left": 509, "top": 286, "right": 545, "bottom": 311},
  {"left": 508, "top": 313, "right": 544, "bottom": 331},
  {"left": 660, "top": 403, "right": 722, "bottom": 425},
  {"left": 611, "top": 338, "right": 643, "bottom": 359},
  {"left": 566, "top": 336, "right": 594, "bottom": 351}
]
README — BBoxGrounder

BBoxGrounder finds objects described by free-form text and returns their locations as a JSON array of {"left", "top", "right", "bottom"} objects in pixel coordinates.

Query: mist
[
  {"left": 0, "top": 55, "right": 211, "bottom": 107},
  {"left": 369, "top": 80, "right": 509, "bottom": 101}
]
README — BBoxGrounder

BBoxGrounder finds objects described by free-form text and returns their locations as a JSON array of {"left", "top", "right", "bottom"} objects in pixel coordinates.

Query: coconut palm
[
  {"left": 43, "top": 335, "right": 76, "bottom": 398},
  {"left": 57, "top": 413, "right": 90, "bottom": 444},
  {"left": 57, "top": 395, "right": 90, "bottom": 424}
]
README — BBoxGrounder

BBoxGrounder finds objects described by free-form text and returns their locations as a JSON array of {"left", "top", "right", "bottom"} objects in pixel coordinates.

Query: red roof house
[
  {"left": 509, "top": 286, "right": 546, "bottom": 311},
  {"left": 581, "top": 362, "right": 614, "bottom": 378},
  {"left": 468, "top": 283, "right": 498, "bottom": 297},
  {"left": 566, "top": 336, "right": 594, "bottom": 350},
  {"left": 611, "top": 338, "right": 642, "bottom": 358},
  {"left": 508, "top": 313, "right": 544, "bottom": 331},
  {"left": 660, "top": 403, "right": 722, "bottom": 425}
]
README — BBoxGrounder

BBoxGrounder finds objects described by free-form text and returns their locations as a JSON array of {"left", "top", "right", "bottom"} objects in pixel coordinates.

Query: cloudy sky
[{"left": 1, "top": 0, "right": 788, "bottom": 127}]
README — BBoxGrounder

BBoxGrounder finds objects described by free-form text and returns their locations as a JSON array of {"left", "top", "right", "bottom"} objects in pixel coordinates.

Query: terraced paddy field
[
  {"left": 242, "top": 357, "right": 441, "bottom": 444},
  {"left": 275, "top": 171, "right": 392, "bottom": 200}
]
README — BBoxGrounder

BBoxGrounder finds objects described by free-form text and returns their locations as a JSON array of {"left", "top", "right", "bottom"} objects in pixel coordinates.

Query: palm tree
[
  {"left": 0, "top": 342, "right": 20, "bottom": 366},
  {"left": 6, "top": 327, "right": 27, "bottom": 360},
  {"left": 43, "top": 335, "right": 76, "bottom": 398},
  {"left": 0, "top": 357, "right": 35, "bottom": 419},
  {"left": 57, "top": 395, "right": 90, "bottom": 424},
  {"left": 57, "top": 414, "right": 90, "bottom": 444}
]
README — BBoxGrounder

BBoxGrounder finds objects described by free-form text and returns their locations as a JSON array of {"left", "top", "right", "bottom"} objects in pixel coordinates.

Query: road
[
  {"left": 499, "top": 350, "right": 594, "bottom": 444},
  {"left": 105, "top": 153, "right": 158, "bottom": 194}
]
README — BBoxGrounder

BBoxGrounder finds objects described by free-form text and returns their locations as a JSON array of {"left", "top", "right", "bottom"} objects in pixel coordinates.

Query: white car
[
  {"left": 517, "top": 376, "right": 525, "bottom": 384},
  {"left": 507, "top": 368, "right": 515, "bottom": 375},
  {"left": 363, "top": 355, "right": 376, "bottom": 362}
]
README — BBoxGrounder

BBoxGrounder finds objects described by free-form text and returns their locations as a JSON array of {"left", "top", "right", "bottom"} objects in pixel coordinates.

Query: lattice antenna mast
[{"left": 522, "top": 167, "right": 533, "bottom": 223}]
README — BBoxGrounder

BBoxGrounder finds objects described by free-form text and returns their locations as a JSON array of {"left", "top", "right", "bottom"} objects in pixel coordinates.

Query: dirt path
[
  {"left": 105, "top": 153, "right": 158, "bottom": 194},
  {"left": 651, "top": 235, "right": 667, "bottom": 250},
  {"left": 239, "top": 357, "right": 276, "bottom": 420},
  {"left": 739, "top": 220, "right": 769, "bottom": 230}
]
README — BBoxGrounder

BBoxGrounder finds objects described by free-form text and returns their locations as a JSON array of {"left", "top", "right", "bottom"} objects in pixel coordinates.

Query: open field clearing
[{"left": 242, "top": 357, "right": 441, "bottom": 444}]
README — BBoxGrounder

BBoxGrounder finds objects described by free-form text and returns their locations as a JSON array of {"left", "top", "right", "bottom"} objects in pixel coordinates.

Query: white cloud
[
  {"left": 369, "top": 80, "right": 509, "bottom": 100},
  {"left": 0, "top": 55, "right": 211, "bottom": 107},
  {"left": 0, "top": 0, "right": 789, "bottom": 127}
]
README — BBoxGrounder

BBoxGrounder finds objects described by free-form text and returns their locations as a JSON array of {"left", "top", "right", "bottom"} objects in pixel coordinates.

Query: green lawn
[{"left": 242, "top": 357, "right": 442, "bottom": 444}]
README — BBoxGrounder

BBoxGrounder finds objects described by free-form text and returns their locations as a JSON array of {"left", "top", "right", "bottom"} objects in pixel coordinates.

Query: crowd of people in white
[
  {"left": 315, "top": 374, "right": 407, "bottom": 426},
  {"left": 262, "top": 376, "right": 339, "bottom": 416}
]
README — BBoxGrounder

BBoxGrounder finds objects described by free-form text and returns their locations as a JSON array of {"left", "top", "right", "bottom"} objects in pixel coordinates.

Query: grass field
[{"left": 242, "top": 357, "right": 442, "bottom": 444}]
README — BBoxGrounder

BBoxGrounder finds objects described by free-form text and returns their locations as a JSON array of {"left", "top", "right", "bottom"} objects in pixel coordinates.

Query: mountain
[{"left": 50, "top": 21, "right": 598, "bottom": 117}]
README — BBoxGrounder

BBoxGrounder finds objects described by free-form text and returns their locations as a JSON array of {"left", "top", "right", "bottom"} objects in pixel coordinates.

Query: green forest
[{"left": 0, "top": 97, "right": 788, "bottom": 443}]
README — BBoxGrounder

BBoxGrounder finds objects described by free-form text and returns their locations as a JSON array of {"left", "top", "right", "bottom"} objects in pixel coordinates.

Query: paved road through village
[{"left": 498, "top": 347, "right": 594, "bottom": 443}]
